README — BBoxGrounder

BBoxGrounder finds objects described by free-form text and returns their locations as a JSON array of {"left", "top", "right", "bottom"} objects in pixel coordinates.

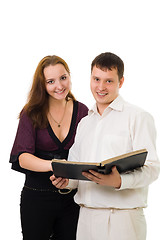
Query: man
[{"left": 51, "top": 52, "right": 160, "bottom": 240}]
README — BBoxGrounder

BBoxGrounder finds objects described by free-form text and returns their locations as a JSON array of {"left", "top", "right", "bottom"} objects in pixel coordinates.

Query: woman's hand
[
  {"left": 50, "top": 174, "right": 69, "bottom": 189},
  {"left": 82, "top": 166, "right": 121, "bottom": 189}
]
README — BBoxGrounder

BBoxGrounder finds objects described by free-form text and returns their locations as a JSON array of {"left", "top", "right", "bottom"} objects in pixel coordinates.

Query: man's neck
[{"left": 96, "top": 104, "right": 109, "bottom": 115}]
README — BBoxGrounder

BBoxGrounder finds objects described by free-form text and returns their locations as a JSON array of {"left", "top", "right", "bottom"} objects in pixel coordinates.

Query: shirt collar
[{"left": 88, "top": 95, "right": 125, "bottom": 116}]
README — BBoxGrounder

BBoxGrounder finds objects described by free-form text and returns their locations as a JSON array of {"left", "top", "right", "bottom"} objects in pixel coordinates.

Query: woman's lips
[{"left": 55, "top": 89, "right": 66, "bottom": 94}]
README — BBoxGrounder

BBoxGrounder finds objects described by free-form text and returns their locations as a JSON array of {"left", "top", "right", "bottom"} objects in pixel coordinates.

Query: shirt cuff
[
  {"left": 117, "top": 173, "right": 134, "bottom": 190},
  {"left": 67, "top": 179, "right": 78, "bottom": 189}
]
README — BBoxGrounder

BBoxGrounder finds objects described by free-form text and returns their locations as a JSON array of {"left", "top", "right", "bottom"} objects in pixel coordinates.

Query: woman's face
[{"left": 44, "top": 64, "right": 71, "bottom": 101}]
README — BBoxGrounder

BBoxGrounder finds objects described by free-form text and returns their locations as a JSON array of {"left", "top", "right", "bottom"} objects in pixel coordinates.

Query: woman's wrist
[{"left": 49, "top": 160, "right": 53, "bottom": 171}]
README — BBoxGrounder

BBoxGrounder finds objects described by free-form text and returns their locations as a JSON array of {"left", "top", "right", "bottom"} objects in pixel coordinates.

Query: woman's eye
[
  {"left": 61, "top": 76, "right": 67, "bottom": 80},
  {"left": 47, "top": 80, "right": 55, "bottom": 84},
  {"left": 95, "top": 78, "right": 99, "bottom": 81}
]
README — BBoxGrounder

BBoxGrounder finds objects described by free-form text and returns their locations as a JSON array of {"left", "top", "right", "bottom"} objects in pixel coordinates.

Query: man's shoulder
[
  {"left": 76, "top": 112, "right": 90, "bottom": 132},
  {"left": 124, "top": 100, "right": 144, "bottom": 112},
  {"left": 123, "top": 100, "right": 153, "bottom": 119}
]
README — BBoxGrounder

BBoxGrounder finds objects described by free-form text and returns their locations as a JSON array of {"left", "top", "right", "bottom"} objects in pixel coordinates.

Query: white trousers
[{"left": 76, "top": 206, "right": 146, "bottom": 240}]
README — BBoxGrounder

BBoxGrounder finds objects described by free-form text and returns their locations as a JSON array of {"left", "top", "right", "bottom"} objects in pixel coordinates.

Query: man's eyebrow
[{"left": 92, "top": 75, "right": 99, "bottom": 78}]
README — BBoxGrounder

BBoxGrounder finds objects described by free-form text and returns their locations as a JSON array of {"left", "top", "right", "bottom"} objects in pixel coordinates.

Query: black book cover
[{"left": 51, "top": 149, "right": 148, "bottom": 181}]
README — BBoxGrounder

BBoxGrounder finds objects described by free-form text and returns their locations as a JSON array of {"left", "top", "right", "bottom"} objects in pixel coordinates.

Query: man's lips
[{"left": 97, "top": 92, "right": 108, "bottom": 96}]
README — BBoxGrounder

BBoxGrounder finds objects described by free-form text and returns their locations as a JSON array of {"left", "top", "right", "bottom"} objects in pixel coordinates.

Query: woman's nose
[{"left": 55, "top": 80, "right": 62, "bottom": 89}]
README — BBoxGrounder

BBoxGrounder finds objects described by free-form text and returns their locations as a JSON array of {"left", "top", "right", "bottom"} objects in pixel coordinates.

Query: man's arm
[
  {"left": 83, "top": 111, "right": 160, "bottom": 190},
  {"left": 120, "top": 111, "right": 160, "bottom": 190},
  {"left": 82, "top": 166, "right": 121, "bottom": 188}
]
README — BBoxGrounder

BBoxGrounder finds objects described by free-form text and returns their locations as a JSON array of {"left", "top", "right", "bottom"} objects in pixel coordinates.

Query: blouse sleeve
[{"left": 9, "top": 111, "right": 36, "bottom": 173}]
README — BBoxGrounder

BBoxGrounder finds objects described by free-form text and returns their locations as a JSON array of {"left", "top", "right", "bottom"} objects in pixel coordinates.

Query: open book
[{"left": 51, "top": 149, "right": 148, "bottom": 181}]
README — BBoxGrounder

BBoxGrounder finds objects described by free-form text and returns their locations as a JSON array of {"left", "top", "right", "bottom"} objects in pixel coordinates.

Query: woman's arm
[
  {"left": 19, "top": 153, "right": 52, "bottom": 172},
  {"left": 50, "top": 174, "right": 69, "bottom": 189}
]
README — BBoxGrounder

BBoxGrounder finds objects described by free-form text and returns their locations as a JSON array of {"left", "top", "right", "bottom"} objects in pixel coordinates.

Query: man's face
[{"left": 90, "top": 66, "right": 124, "bottom": 115}]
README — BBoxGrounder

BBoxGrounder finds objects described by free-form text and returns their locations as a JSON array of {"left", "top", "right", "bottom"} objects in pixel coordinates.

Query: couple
[{"left": 10, "top": 52, "right": 160, "bottom": 240}]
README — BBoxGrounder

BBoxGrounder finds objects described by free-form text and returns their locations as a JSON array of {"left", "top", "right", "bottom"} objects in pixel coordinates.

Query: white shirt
[{"left": 68, "top": 95, "right": 160, "bottom": 209}]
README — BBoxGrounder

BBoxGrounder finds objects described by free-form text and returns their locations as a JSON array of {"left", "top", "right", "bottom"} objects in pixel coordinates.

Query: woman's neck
[{"left": 48, "top": 97, "right": 67, "bottom": 111}]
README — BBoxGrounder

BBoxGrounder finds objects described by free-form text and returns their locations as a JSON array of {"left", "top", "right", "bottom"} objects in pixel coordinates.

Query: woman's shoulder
[
  {"left": 18, "top": 109, "right": 35, "bottom": 130},
  {"left": 76, "top": 101, "right": 88, "bottom": 111},
  {"left": 74, "top": 100, "right": 88, "bottom": 120},
  {"left": 19, "top": 109, "right": 31, "bottom": 122}
]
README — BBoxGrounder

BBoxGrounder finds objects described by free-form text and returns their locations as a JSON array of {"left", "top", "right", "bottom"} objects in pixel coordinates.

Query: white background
[{"left": 0, "top": 0, "right": 160, "bottom": 239}]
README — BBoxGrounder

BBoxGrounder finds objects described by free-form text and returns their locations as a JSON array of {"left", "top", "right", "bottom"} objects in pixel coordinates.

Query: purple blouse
[{"left": 10, "top": 101, "right": 88, "bottom": 190}]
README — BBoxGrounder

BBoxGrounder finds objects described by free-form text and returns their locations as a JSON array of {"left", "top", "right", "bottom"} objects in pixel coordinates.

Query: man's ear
[{"left": 119, "top": 77, "right": 124, "bottom": 88}]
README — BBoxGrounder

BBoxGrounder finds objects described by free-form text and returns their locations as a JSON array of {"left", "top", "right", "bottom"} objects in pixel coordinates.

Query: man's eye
[{"left": 95, "top": 78, "right": 99, "bottom": 81}]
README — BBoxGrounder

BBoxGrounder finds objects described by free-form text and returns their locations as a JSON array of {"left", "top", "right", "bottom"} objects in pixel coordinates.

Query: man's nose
[{"left": 98, "top": 81, "right": 106, "bottom": 90}]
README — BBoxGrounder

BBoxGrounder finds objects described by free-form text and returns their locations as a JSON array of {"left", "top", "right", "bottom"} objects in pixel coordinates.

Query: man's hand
[
  {"left": 82, "top": 166, "right": 121, "bottom": 189},
  {"left": 50, "top": 174, "right": 69, "bottom": 189}
]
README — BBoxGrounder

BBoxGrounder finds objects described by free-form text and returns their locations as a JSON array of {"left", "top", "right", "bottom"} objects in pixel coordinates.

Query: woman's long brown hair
[{"left": 20, "top": 55, "right": 76, "bottom": 128}]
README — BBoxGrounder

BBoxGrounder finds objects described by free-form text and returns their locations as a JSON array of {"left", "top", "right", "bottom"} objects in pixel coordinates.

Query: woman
[{"left": 9, "top": 55, "right": 88, "bottom": 240}]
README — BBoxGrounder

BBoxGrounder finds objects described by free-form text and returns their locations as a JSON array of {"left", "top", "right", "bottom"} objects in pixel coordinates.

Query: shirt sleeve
[
  {"left": 67, "top": 145, "right": 79, "bottom": 187},
  {"left": 68, "top": 117, "right": 84, "bottom": 162},
  {"left": 120, "top": 111, "right": 160, "bottom": 190},
  {"left": 67, "top": 118, "right": 85, "bottom": 188},
  {"left": 9, "top": 112, "right": 36, "bottom": 173}
]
